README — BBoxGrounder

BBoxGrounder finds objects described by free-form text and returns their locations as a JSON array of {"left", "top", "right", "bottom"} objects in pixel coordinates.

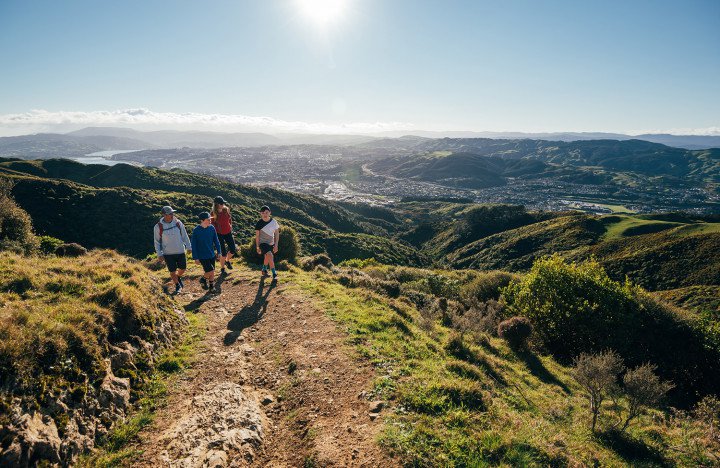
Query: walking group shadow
[
  {"left": 182, "top": 271, "right": 229, "bottom": 311},
  {"left": 224, "top": 277, "right": 276, "bottom": 345}
]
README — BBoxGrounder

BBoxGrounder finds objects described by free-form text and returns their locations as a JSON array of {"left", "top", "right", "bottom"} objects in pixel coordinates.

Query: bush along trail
[{"left": 121, "top": 264, "right": 398, "bottom": 467}]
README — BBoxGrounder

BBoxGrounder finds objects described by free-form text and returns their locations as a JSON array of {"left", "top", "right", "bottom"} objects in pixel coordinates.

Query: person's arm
[
  {"left": 154, "top": 224, "right": 164, "bottom": 261},
  {"left": 255, "top": 230, "right": 261, "bottom": 254},
  {"left": 273, "top": 227, "right": 280, "bottom": 253},
  {"left": 190, "top": 230, "right": 198, "bottom": 260},
  {"left": 213, "top": 228, "right": 222, "bottom": 258},
  {"left": 180, "top": 222, "right": 191, "bottom": 251}
]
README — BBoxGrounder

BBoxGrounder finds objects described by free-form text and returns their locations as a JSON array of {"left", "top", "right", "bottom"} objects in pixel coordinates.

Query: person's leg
[
  {"left": 176, "top": 268, "right": 186, "bottom": 287},
  {"left": 225, "top": 235, "right": 236, "bottom": 269},
  {"left": 165, "top": 254, "right": 176, "bottom": 284},
  {"left": 268, "top": 252, "right": 277, "bottom": 278},
  {"left": 219, "top": 236, "right": 227, "bottom": 270},
  {"left": 170, "top": 270, "right": 179, "bottom": 284}
]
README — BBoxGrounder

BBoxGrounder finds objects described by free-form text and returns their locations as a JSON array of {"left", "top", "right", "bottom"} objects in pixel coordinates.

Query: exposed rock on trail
[{"left": 131, "top": 271, "right": 398, "bottom": 467}]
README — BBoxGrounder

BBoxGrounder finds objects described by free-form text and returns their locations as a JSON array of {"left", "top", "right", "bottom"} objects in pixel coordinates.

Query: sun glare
[{"left": 297, "top": 0, "right": 347, "bottom": 26}]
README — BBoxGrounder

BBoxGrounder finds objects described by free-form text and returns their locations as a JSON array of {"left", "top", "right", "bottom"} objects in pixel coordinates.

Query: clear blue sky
[{"left": 0, "top": 0, "right": 718, "bottom": 134}]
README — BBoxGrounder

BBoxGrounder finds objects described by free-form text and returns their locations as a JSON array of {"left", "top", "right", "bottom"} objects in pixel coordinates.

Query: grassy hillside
[
  {"left": 0, "top": 250, "right": 186, "bottom": 458},
  {"left": 291, "top": 257, "right": 720, "bottom": 466},
  {"left": 446, "top": 214, "right": 606, "bottom": 271},
  {"left": 0, "top": 159, "right": 425, "bottom": 266},
  {"left": 571, "top": 226, "right": 720, "bottom": 290}
]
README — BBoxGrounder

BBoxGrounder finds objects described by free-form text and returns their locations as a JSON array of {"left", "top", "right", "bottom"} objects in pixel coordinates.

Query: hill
[
  {"left": 367, "top": 138, "right": 720, "bottom": 187},
  {"left": 0, "top": 249, "right": 187, "bottom": 464},
  {"left": 1, "top": 166, "right": 719, "bottom": 465},
  {"left": 0, "top": 159, "right": 424, "bottom": 266}
]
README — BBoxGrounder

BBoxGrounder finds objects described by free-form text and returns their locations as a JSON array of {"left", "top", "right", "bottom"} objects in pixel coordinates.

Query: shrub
[
  {"left": 621, "top": 364, "right": 673, "bottom": 430},
  {"left": 693, "top": 395, "right": 720, "bottom": 440},
  {"left": 299, "top": 253, "right": 334, "bottom": 271},
  {"left": 55, "top": 243, "right": 88, "bottom": 257},
  {"left": 501, "top": 254, "right": 720, "bottom": 406},
  {"left": 38, "top": 235, "right": 64, "bottom": 255},
  {"left": 460, "top": 271, "right": 519, "bottom": 306},
  {"left": 338, "top": 257, "right": 379, "bottom": 269},
  {"left": 573, "top": 350, "right": 624, "bottom": 432},
  {"left": 501, "top": 255, "right": 637, "bottom": 359},
  {"left": 497, "top": 316, "right": 532, "bottom": 350},
  {"left": 0, "top": 179, "right": 37, "bottom": 253},
  {"left": 240, "top": 225, "right": 301, "bottom": 265}
]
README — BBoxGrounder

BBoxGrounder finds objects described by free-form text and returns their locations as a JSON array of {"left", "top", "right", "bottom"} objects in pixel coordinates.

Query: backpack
[{"left": 157, "top": 220, "right": 181, "bottom": 241}]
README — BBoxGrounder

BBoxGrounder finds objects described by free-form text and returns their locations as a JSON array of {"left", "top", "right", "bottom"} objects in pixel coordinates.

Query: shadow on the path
[{"left": 224, "top": 278, "right": 276, "bottom": 345}]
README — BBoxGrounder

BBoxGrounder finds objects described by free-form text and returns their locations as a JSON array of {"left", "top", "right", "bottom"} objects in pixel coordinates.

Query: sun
[{"left": 296, "top": 0, "right": 348, "bottom": 26}]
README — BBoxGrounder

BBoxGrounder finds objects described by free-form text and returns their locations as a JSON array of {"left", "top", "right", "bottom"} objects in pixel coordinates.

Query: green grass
[
  {"left": 600, "top": 214, "right": 683, "bottom": 240},
  {"left": 279, "top": 265, "right": 719, "bottom": 466}
]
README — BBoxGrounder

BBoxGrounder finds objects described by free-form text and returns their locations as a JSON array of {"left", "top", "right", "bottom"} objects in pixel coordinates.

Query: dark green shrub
[
  {"left": 55, "top": 243, "right": 88, "bottom": 257},
  {"left": 38, "top": 235, "right": 64, "bottom": 255},
  {"left": 460, "top": 271, "right": 519, "bottom": 305},
  {"left": 502, "top": 254, "right": 720, "bottom": 406},
  {"left": 240, "top": 225, "right": 301, "bottom": 265},
  {"left": 299, "top": 253, "right": 333, "bottom": 271},
  {"left": 497, "top": 316, "right": 532, "bottom": 349},
  {"left": 0, "top": 179, "right": 37, "bottom": 253}
]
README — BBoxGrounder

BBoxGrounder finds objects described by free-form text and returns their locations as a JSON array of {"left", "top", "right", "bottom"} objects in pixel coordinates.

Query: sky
[{"left": 0, "top": 0, "right": 719, "bottom": 136}]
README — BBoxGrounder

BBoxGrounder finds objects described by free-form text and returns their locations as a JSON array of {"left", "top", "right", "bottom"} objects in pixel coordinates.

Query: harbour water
[{"left": 70, "top": 150, "right": 143, "bottom": 166}]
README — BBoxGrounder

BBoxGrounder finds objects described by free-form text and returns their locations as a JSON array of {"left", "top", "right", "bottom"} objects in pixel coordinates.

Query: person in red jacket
[{"left": 211, "top": 196, "right": 237, "bottom": 275}]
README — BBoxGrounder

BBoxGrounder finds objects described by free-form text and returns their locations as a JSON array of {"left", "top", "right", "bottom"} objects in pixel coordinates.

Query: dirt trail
[{"left": 132, "top": 269, "right": 397, "bottom": 467}]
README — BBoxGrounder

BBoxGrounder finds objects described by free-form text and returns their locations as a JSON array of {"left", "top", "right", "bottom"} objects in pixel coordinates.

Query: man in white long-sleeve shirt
[{"left": 154, "top": 205, "right": 192, "bottom": 293}]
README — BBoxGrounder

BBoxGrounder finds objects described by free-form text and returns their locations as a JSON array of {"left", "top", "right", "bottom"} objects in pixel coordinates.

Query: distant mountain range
[
  {"left": 0, "top": 127, "right": 718, "bottom": 159},
  {"left": 375, "top": 131, "right": 720, "bottom": 150}
]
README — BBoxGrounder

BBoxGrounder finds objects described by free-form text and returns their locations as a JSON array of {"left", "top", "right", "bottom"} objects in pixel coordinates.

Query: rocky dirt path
[{"left": 131, "top": 269, "right": 397, "bottom": 467}]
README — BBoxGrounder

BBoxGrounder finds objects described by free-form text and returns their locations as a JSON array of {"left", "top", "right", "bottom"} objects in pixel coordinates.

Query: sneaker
[
  {"left": 174, "top": 283, "right": 182, "bottom": 294},
  {"left": 261, "top": 270, "right": 269, "bottom": 278},
  {"left": 200, "top": 277, "right": 208, "bottom": 290},
  {"left": 271, "top": 274, "right": 278, "bottom": 282},
  {"left": 177, "top": 277, "right": 184, "bottom": 289},
  {"left": 226, "top": 261, "right": 234, "bottom": 270},
  {"left": 208, "top": 281, "right": 215, "bottom": 292}
]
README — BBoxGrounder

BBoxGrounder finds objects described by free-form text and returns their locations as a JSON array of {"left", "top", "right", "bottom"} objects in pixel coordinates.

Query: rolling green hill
[
  {"left": 367, "top": 138, "right": 720, "bottom": 189},
  {"left": 2, "top": 159, "right": 719, "bottom": 466},
  {"left": 0, "top": 159, "right": 425, "bottom": 266}
]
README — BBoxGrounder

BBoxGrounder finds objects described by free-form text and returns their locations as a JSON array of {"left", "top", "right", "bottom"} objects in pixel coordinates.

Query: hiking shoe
[
  {"left": 261, "top": 270, "right": 269, "bottom": 278},
  {"left": 226, "top": 261, "right": 234, "bottom": 270},
  {"left": 200, "top": 277, "right": 208, "bottom": 290},
  {"left": 221, "top": 268, "right": 227, "bottom": 275},
  {"left": 177, "top": 277, "right": 184, "bottom": 289},
  {"left": 174, "top": 283, "right": 182, "bottom": 294}
]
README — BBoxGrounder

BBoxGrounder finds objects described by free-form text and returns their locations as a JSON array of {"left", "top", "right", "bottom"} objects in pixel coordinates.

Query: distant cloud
[
  {"left": 0, "top": 108, "right": 416, "bottom": 136},
  {"left": 632, "top": 126, "right": 720, "bottom": 136},
  {"left": 0, "top": 108, "right": 718, "bottom": 137}
]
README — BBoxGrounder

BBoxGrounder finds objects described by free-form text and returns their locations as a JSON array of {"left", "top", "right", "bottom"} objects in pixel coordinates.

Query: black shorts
[
  {"left": 164, "top": 253, "right": 187, "bottom": 272},
  {"left": 198, "top": 258, "right": 216, "bottom": 273},
  {"left": 259, "top": 243, "right": 274, "bottom": 255},
  {"left": 218, "top": 233, "right": 237, "bottom": 257}
]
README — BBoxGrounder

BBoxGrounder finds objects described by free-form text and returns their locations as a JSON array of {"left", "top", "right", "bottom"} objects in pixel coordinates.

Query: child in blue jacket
[{"left": 191, "top": 212, "right": 222, "bottom": 292}]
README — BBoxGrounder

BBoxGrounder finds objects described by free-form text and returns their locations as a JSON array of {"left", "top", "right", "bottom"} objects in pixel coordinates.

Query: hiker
[
  {"left": 191, "top": 211, "right": 222, "bottom": 292},
  {"left": 211, "top": 196, "right": 236, "bottom": 275},
  {"left": 255, "top": 205, "right": 280, "bottom": 280},
  {"left": 154, "top": 205, "right": 192, "bottom": 294}
]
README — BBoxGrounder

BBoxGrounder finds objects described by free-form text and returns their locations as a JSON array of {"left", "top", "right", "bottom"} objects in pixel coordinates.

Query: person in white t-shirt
[{"left": 255, "top": 205, "right": 280, "bottom": 280}]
